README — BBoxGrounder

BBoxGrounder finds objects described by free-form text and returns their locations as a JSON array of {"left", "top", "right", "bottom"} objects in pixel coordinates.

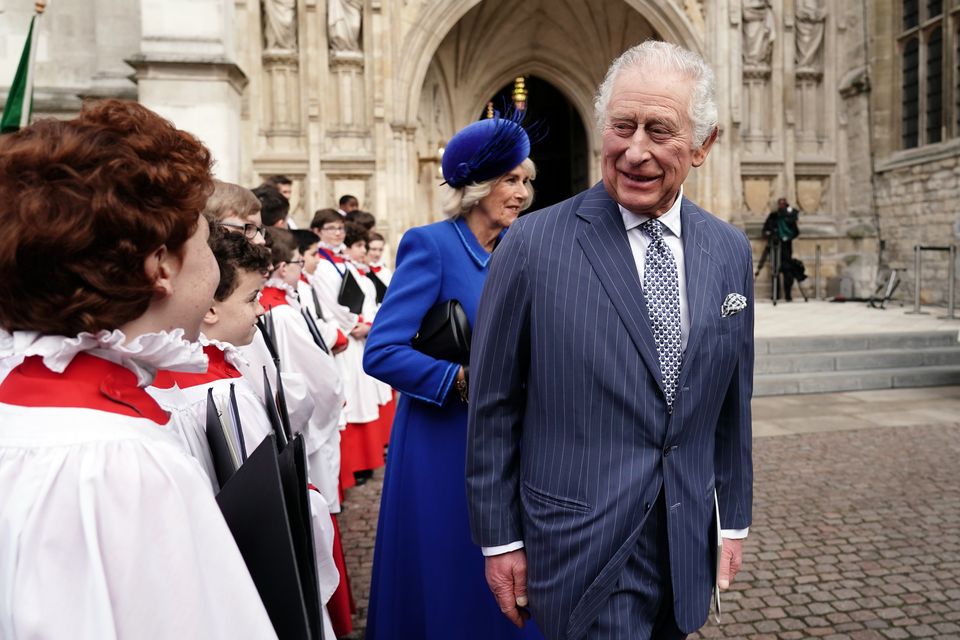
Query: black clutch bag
[
  {"left": 338, "top": 270, "right": 365, "bottom": 315},
  {"left": 411, "top": 299, "right": 471, "bottom": 364}
]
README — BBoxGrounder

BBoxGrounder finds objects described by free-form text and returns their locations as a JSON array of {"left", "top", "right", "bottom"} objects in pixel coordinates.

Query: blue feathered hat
[{"left": 441, "top": 110, "right": 533, "bottom": 189}]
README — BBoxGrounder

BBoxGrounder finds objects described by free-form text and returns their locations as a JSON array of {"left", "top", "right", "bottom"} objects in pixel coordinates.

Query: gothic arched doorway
[{"left": 482, "top": 76, "right": 590, "bottom": 211}]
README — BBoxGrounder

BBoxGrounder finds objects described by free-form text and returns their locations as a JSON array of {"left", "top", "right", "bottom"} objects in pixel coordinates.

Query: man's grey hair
[{"left": 593, "top": 40, "right": 718, "bottom": 148}]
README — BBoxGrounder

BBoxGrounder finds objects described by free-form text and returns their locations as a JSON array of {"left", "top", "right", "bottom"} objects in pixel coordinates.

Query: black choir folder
[
  {"left": 207, "top": 387, "right": 324, "bottom": 639},
  {"left": 337, "top": 269, "right": 365, "bottom": 315}
]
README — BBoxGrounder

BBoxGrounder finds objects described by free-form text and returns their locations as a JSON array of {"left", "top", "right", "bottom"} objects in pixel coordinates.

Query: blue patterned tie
[{"left": 640, "top": 219, "right": 682, "bottom": 405}]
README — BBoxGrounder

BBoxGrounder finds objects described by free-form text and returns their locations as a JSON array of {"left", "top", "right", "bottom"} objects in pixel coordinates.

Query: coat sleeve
[
  {"left": 362, "top": 227, "right": 460, "bottom": 405},
  {"left": 465, "top": 222, "right": 531, "bottom": 548},
  {"left": 714, "top": 230, "right": 754, "bottom": 530}
]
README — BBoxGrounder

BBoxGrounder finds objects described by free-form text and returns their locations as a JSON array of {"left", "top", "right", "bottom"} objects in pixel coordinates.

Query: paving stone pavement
[{"left": 337, "top": 390, "right": 960, "bottom": 639}]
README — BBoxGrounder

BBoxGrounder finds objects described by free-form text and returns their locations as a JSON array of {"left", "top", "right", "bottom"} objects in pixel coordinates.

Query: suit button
[{"left": 667, "top": 404, "right": 673, "bottom": 415}]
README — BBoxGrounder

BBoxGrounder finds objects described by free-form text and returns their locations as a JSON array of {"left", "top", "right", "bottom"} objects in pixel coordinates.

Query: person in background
[
  {"left": 293, "top": 229, "right": 349, "bottom": 355},
  {"left": 262, "top": 175, "right": 298, "bottom": 229},
  {"left": 346, "top": 209, "right": 376, "bottom": 231},
  {"left": 264, "top": 174, "right": 293, "bottom": 201},
  {"left": 253, "top": 184, "right": 290, "bottom": 229},
  {"left": 362, "top": 113, "right": 540, "bottom": 640},
  {"left": 206, "top": 180, "right": 267, "bottom": 246},
  {"left": 761, "top": 197, "right": 800, "bottom": 302},
  {"left": 337, "top": 194, "right": 359, "bottom": 216},
  {"left": 0, "top": 99, "right": 277, "bottom": 638}
]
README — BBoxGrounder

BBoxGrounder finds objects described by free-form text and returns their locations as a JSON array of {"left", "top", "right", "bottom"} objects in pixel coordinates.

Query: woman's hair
[
  {"left": 310, "top": 208, "right": 343, "bottom": 231},
  {"left": 264, "top": 227, "right": 298, "bottom": 267},
  {"left": 440, "top": 157, "right": 537, "bottom": 217},
  {"left": 345, "top": 209, "right": 376, "bottom": 230},
  {"left": 291, "top": 229, "right": 320, "bottom": 254},
  {"left": 204, "top": 180, "right": 262, "bottom": 221},
  {"left": 0, "top": 99, "right": 213, "bottom": 335},
  {"left": 344, "top": 221, "right": 369, "bottom": 248},
  {"left": 211, "top": 224, "right": 272, "bottom": 302},
  {"left": 593, "top": 40, "right": 718, "bottom": 148}
]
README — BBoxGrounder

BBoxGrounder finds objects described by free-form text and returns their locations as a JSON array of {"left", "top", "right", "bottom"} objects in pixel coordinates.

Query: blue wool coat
[{"left": 363, "top": 216, "right": 542, "bottom": 640}]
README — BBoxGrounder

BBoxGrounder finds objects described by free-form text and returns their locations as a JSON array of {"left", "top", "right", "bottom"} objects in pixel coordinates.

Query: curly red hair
[{"left": 0, "top": 99, "right": 214, "bottom": 335}]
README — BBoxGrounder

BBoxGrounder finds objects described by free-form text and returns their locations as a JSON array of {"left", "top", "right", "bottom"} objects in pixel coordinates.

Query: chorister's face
[
  {"left": 318, "top": 220, "right": 345, "bottom": 248},
  {"left": 207, "top": 268, "right": 265, "bottom": 347},
  {"left": 280, "top": 249, "right": 303, "bottom": 286},
  {"left": 345, "top": 241, "right": 367, "bottom": 263},
  {"left": 303, "top": 242, "right": 320, "bottom": 275},
  {"left": 600, "top": 66, "right": 714, "bottom": 218},
  {"left": 168, "top": 215, "right": 221, "bottom": 341},
  {"left": 367, "top": 239, "right": 384, "bottom": 264},
  {"left": 474, "top": 164, "right": 531, "bottom": 230}
]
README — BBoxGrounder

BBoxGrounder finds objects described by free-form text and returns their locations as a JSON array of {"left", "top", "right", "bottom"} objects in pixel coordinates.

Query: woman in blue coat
[{"left": 363, "top": 114, "right": 542, "bottom": 639}]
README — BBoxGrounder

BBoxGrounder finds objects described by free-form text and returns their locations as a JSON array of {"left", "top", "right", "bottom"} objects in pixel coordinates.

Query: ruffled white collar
[
  {"left": 199, "top": 334, "right": 248, "bottom": 370},
  {"left": 0, "top": 328, "right": 207, "bottom": 387},
  {"left": 319, "top": 242, "right": 345, "bottom": 254},
  {"left": 264, "top": 278, "right": 299, "bottom": 299}
]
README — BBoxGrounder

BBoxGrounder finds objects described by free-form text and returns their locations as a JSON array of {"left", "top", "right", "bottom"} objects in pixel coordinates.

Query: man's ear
[
  {"left": 691, "top": 126, "right": 719, "bottom": 168},
  {"left": 146, "top": 245, "right": 177, "bottom": 297},
  {"left": 203, "top": 304, "right": 219, "bottom": 327}
]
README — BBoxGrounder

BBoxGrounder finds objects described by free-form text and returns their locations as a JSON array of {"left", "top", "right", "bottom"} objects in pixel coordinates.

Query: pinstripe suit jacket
[{"left": 466, "top": 182, "right": 754, "bottom": 639}]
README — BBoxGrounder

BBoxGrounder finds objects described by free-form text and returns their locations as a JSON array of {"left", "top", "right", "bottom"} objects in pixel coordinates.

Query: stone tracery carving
[
  {"left": 329, "top": 0, "right": 363, "bottom": 53},
  {"left": 795, "top": 0, "right": 827, "bottom": 73},
  {"left": 742, "top": 0, "right": 775, "bottom": 68},
  {"left": 262, "top": 0, "right": 297, "bottom": 51}
]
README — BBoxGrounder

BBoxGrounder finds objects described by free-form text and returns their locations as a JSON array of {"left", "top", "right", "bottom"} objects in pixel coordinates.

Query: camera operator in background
[{"left": 760, "top": 197, "right": 800, "bottom": 301}]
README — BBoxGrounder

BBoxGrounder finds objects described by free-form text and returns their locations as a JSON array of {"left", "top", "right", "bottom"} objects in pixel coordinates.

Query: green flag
[{"left": 1, "top": 16, "right": 38, "bottom": 133}]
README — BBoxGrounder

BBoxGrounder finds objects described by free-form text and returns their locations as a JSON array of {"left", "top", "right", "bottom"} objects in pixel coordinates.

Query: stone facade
[{"left": 2, "top": 0, "right": 957, "bottom": 304}]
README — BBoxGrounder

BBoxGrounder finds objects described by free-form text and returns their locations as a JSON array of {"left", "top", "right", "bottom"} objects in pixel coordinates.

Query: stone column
[{"left": 128, "top": 0, "right": 247, "bottom": 181}]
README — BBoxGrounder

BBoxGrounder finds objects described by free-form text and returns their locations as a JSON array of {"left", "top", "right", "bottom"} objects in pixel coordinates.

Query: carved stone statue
[
  {"left": 328, "top": 0, "right": 363, "bottom": 53},
  {"left": 262, "top": 0, "right": 297, "bottom": 51},
  {"left": 742, "top": 0, "right": 775, "bottom": 67},
  {"left": 795, "top": 0, "right": 827, "bottom": 71}
]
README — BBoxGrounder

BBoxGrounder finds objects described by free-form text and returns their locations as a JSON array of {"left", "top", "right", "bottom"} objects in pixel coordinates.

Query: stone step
[
  {"left": 753, "top": 364, "right": 960, "bottom": 396},
  {"left": 755, "top": 330, "right": 959, "bottom": 355},
  {"left": 755, "top": 346, "right": 960, "bottom": 374}
]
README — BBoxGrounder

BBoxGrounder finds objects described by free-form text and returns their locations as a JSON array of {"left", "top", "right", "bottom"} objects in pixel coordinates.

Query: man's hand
[
  {"left": 484, "top": 550, "right": 531, "bottom": 628},
  {"left": 717, "top": 537, "right": 744, "bottom": 591}
]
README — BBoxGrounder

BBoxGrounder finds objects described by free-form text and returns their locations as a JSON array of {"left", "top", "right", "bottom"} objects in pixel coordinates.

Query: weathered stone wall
[{"left": 874, "top": 150, "right": 960, "bottom": 306}]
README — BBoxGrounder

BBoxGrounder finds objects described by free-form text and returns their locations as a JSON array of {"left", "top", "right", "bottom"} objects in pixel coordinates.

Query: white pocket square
[{"left": 721, "top": 293, "right": 747, "bottom": 317}]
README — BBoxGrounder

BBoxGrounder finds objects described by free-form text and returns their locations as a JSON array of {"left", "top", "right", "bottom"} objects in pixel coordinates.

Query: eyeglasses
[
  {"left": 321, "top": 225, "right": 345, "bottom": 233},
  {"left": 287, "top": 259, "right": 306, "bottom": 267},
  {"left": 220, "top": 221, "right": 265, "bottom": 239}
]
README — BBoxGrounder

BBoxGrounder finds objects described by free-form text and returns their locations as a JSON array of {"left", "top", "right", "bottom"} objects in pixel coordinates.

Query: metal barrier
[{"left": 905, "top": 244, "right": 957, "bottom": 319}]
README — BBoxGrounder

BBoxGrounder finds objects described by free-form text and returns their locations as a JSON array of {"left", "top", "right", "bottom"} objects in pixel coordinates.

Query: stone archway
[{"left": 402, "top": 0, "right": 708, "bottom": 227}]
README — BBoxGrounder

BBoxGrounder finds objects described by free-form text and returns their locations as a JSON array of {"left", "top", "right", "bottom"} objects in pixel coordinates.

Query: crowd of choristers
[{"left": 157, "top": 179, "right": 395, "bottom": 638}]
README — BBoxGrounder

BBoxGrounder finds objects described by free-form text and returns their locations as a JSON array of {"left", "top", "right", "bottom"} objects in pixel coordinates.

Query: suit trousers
[{"left": 588, "top": 490, "right": 687, "bottom": 640}]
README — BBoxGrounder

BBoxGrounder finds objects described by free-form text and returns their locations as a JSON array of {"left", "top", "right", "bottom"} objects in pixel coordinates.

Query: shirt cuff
[
  {"left": 481, "top": 541, "right": 525, "bottom": 557},
  {"left": 720, "top": 527, "right": 749, "bottom": 539}
]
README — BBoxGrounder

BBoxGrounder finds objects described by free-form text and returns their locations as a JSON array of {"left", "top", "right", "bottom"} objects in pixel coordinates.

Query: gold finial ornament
[
  {"left": 512, "top": 76, "right": 527, "bottom": 112},
  {"left": 485, "top": 101, "right": 495, "bottom": 119}
]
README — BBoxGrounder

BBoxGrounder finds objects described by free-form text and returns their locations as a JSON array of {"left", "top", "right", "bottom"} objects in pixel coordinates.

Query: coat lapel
[
  {"left": 575, "top": 184, "right": 664, "bottom": 394},
  {"left": 677, "top": 197, "right": 713, "bottom": 392}
]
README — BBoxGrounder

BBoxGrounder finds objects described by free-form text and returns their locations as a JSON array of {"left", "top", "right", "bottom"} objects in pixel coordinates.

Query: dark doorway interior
[{"left": 481, "top": 75, "right": 589, "bottom": 212}]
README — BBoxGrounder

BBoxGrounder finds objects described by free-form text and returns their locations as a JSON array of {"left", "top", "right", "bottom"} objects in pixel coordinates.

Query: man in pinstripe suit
[{"left": 466, "top": 41, "right": 753, "bottom": 640}]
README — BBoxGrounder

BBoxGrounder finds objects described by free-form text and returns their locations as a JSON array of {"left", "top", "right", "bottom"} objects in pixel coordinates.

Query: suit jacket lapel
[
  {"left": 677, "top": 197, "right": 712, "bottom": 392},
  {"left": 575, "top": 184, "right": 664, "bottom": 394}
]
